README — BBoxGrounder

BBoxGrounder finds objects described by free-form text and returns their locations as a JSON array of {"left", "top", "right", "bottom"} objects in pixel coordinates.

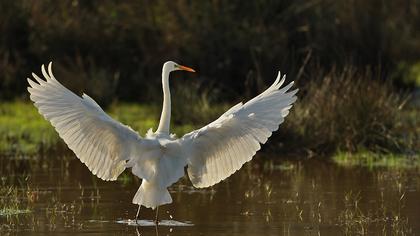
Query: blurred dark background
[{"left": 1, "top": 0, "right": 419, "bottom": 104}]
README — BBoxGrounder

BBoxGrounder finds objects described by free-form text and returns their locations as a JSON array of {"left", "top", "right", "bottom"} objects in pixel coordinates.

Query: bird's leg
[
  {"left": 155, "top": 206, "right": 159, "bottom": 225},
  {"left": 135, "top": 205, "right": 141, "bottom": 223},
  {"left": 135, "top": 226, "right": 141, "bottom": 236}
]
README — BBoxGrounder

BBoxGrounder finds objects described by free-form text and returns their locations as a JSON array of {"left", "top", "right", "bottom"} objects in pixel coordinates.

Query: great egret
[{"left": 27, "top": 61, "right": 298, "bottom": 223}]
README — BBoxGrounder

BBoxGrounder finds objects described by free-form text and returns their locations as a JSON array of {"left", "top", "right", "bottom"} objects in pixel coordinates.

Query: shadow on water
[{"left": 0, "top": 153, "right": 419, "bottom": 235}]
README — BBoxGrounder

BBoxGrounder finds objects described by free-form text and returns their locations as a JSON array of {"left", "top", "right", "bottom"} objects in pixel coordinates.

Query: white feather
[
  {"left": 181, "top": 72, "right": 298, "bottom": 188},
  {"left": 28, "top": 62, "right": 144, "bottom": 181}
]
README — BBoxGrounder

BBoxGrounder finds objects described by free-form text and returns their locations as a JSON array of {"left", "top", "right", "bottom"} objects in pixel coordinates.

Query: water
[{"left": 1, "top": 154, "right": 419, "bottom": 235}]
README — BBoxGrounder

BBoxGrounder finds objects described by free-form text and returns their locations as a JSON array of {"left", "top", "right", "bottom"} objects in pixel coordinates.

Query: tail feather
[{"left": 132, "top": 180, "right": 172, "bottom": 209}]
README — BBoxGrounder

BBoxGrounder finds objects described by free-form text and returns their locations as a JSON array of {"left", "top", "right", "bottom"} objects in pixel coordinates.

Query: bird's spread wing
[
  {"left": 27, "top": 62, "right": 143, "bottom": 181},
  {"left": 181, "top": 72, "right": 298, "bottom": 188}
]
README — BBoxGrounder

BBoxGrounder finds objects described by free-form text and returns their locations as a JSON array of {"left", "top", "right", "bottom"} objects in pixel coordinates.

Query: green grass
[
  {"left": 333, "top": 151, "right": 420, "bottom": 169},
  {"left": 107, "top": 102, "right": 198, "bottom": 136},
  {"left": 0, "top": 186, "right": 31, "bottom": 216},
  {"left": 107, "top": 102, "right": 215, "bottom": 137},
  {"left": 0, "top": 102, "right": 57, "bottom": 155},
  {"left": 397, "top": 61, "right": 420, "bottom": 87},
  {"left": 338, "top": 190, "right": 412, "bottom": 235}
]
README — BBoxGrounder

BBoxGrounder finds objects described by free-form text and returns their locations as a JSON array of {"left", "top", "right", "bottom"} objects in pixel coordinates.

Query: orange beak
[{"left": 177, "top": 65, "right": 196, "bottom": 73}]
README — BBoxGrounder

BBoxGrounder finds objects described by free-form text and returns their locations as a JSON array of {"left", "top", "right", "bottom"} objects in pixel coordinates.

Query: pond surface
[{"left": 1, "top": 154, "right": 419, "bottom": 235}]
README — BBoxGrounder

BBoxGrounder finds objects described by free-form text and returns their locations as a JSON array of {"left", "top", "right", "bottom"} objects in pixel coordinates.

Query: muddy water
[{"left": 1, "top": 154, "right": 419, "bottom": 235}]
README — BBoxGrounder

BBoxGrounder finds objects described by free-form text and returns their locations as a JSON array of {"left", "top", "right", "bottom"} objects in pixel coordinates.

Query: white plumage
[{"left": 27, "top": 61, "right": 297, "bottom": 214}]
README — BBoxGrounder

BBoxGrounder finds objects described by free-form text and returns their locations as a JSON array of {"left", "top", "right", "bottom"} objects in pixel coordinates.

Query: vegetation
[
  {"left": 0, "top": 185, "right": 32, "bottom": 216},
  {"left": 333, "top": 151, "right": 420, "bottom": 169},
  {"left": 0, "top": 1, "right": 418, "bottom": 158},
  {"left": 1, "top": 0, "right": 419, "bottom": 102},
  {"left": 0, "top": 102, "right": 56, "bottom": 155},
  {"left": 278, "top": 66, "right": 417, "bottom": 156},
  {"left": 1, "top": 66, "right": 417, "bottom": 158},
  {"left": 338, "top": 191, "right": 412, "bottom": 235}
]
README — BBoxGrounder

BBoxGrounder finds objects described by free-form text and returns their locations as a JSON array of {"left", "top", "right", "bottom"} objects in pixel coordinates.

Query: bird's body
[
  {"left": 27, "top": 61, "right": 298, "bottom": 215},
  {"left": 130, "top": 131, "right": 185, "bottom": 208}
]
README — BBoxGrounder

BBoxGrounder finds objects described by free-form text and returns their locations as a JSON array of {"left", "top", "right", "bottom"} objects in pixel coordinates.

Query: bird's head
[{"left": 163, "top": 61, "right": 196, "bottom": 74}]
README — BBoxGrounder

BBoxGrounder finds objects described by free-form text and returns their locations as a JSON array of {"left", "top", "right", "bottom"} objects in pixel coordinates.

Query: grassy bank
[
  {"left": 0, "top": 102, "right": 56, "bottom": 155},
  {"left": 0, "top": 100, "right": 417, "bottom": 158},
  {"left": 333, "top": 151, "right": 420, "bottom": 169}
]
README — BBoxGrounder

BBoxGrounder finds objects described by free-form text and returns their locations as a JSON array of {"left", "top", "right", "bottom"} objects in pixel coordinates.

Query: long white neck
[{"left": 156, "top": 68, "right": 171, "bottom": 134}]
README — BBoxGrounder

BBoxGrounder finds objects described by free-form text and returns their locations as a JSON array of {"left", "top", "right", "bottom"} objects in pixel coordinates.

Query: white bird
[{"left": 27, "top": 61, "right": 298, "bottom": 223}]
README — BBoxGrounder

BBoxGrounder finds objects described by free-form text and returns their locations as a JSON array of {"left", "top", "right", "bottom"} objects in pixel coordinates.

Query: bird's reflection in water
[
  {"left": 135, "top": 223, "right": 179, "bottom": 236},
  {"left": 135, "top": 225, "right": 160, "bottom": 236},
  {"left": 116, "top": 218, "right": 192, "bottom": 236}
]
